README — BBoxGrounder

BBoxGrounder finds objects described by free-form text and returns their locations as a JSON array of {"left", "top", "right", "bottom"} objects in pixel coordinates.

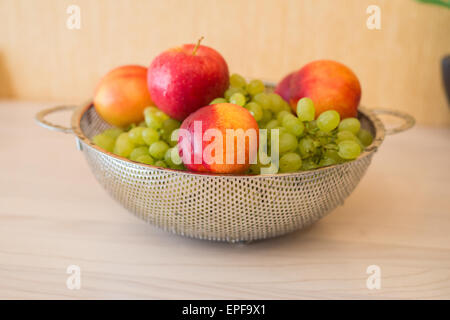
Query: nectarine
[
  {"left": 178, "top": 103, "right": 259, "bottom": 174},
  {"left": 94, "top": 65, "right": 153, "bottom": 127},
  {"left": 276, "top": 60, "right": 361, "bottom": 119}
]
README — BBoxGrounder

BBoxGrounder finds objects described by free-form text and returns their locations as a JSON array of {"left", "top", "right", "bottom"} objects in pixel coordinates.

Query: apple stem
[{"left": 192, "top": 37, "right": 204, "bottom": 55}]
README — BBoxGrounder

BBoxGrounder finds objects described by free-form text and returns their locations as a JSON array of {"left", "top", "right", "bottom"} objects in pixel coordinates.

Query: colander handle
[
  {"left": 372, "top": 109, "right": 415, "bottom": 135},
  {"left": 35, "top": 105, "right": 77, "bottom": 134}
]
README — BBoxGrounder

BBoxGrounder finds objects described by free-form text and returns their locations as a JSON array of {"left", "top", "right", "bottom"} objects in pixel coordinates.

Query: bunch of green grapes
[
  {"left": 210, "top": 73, "right": 374, "bottom": 174},
  {"left": 93, "top": 73, "right": 373, "bottom": 174},
  {"left": 92, "top": 106, "right": 185, "bottom": 170}
]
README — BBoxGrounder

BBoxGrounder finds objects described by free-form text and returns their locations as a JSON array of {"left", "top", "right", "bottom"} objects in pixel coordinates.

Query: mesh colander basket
[{"left": 36, "top": 86, "right": 414, "bottom": 242}]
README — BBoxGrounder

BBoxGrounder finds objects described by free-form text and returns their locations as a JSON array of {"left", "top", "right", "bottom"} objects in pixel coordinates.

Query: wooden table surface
[{"left": 1, "top": 101, "right": 449, "bottom": 300}]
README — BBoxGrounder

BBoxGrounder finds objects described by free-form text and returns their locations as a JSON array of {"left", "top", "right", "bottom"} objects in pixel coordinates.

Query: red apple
[
  {"left": 147, "top": 40, "right": 229, "bottom": 121},
  {"left": 276, "top": 60, "right": 361, "bottom": 119}
]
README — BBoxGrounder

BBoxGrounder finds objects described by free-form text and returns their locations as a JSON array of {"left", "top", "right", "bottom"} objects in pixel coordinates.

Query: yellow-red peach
[
  {"left": 178, "top": 103, "right": 259, "bottom": 174},
  {"left": 94, "top": 65, "right": 153, "bottom": 127},
  {"left": 276, "top": 60, "right": 361, "bottom": 119}
]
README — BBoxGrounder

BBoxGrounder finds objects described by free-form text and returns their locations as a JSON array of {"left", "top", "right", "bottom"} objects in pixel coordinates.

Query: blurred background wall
[{"left": 0, "top": 0, "right": 449, "bottom": 126}]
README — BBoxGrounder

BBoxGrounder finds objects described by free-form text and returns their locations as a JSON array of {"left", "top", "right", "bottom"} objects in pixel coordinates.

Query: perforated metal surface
[{"left": 73, "top": 104, "right": 384, "bottom": 242}]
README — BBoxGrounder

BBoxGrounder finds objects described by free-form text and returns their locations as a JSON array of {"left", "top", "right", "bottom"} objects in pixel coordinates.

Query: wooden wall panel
[{"left": 0, "top": 0, "right": 449, "bottom": 125}]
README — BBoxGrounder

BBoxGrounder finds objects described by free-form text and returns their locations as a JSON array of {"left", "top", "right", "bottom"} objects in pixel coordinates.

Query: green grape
[
  {"left": 282, "top": 115, "right": 305, "bottom": 137},
  {"left": 154, "top": 160, "right": 168, "bottom": 168},
  {"left": 338, "top": 117, "right": 360, "bottom": 134},
  {"left": 144, "top": 106, "right": 159, "bottom": 115},
  {"left": 296, "top": 97, "right": 315, "bottom": 122},
  {"left": 145, "top": 111, "right": 163, "bottom": 130},
  {"left": 258, "top": 137, "right": 269, "bottom": 156},
  {"left": 149, "top": 141, "right": 169, "bottom": 160},
  {"left": 316, "top": 131, "right": 332, "bottom": 145},
  {"left": 230, "top": 73, "right": 247, "bottom": 88},
  {"left": 103, "top": 128, "right": 123, "bottom": 139},
  {"left": 225, "top": 87, "right": 246, "bottom": 100},
  {"left": 246, "top": 102, "right": 263, "bottom": 121},
  {"left": 136, "top": 154, "right": 154, "bottom": 165},
  {"left": 210, "top": 97, "right": 227, "bottom": 105},
  {"left": 280, "top": 113, "right": 296, "bottom": 125},
  {"left": 319, "top": 148, "right": 344, "bottom": 167},
  {"left": 268, "top": 93, "right": 285, "bottom": 113},
  {"left": 92, "top": 133, "right": 115, "bottom": 152},
  {"left": 319, "top": 156, "right": 337, "bottom": 167},
  {"left": 276, "top": 110, "right": 291, "bottom": 123},
  {"left": 267, "top": 126, "right": 286, "bottom": 147},
  {"left": 142, "top": 128, "right": 160, "bottom": 146},
  {"left": 138, "top": 121, "right": 147, "bottom": 127},
  {"left": 162, "top": 118, "right": 180, "bottom": 133},
  {"left": 161, "top": 118, "right": 181, "bottom": 142},
  {"left": 172, "top": 163, "right": 184, "bottom": 171},
  {"left": 127, "top": 123, "right": 137, "bottom": 130},
  {"left": 128, "top": 127, "right": 146, "bottom": 145},
  {"left": 323, "top": 142, "right": 338, "bottom": 151},
  {"left": 316, "top": 130, "right": 330, "bottom": 137},
  {"left": 279, "top": 132, "right": 298, "bottom": 154},
  {"left": 142, "top": 107, "right": 163, "bottom": 127},
  {"left": 265, "top": 119, "right": 279, "bottom": 130},
  {"left": 337, "top": 131, "right": 365, "bottom": 150},
  {"left": 357, "top": 129, "right": 373, "bottom": 147},
  {"left": 249, "top": 163, "right": 261, "bottom": 175},
  {"left": 252, "top": 93, "right": 271, "bottom": 109},
  {"left": 317, "top": 110, "right": 340, "bottom": 132},
  {"left": 164, "top": 147, "right": 183, "bottom": 168},
  {"left": 305, "top": 120, "right": 318, "bottom": 134},
  {"left": 130, "top": 146, "right": 149, "bottom": 161},
  {"left": 338, "top": 140, "right": 361, "bottom": 160},
  {"left": 317, "top": 137, "right": 328, "bottom": 146},
  {"left": 301, "top": 159, "right": 318, "bottom": 171},
  {"left": 323, "top": 149, "right": 343, "bottom": 164},
  {"left": 113, "top": 133, "right": 135, "bottom": 157},
  {"left": 230, "top": 92, "right": 246, "bottom": 106},
  {"left": 155, "top": 110, "right": 170, "bottom": 122},
  {"left": 336, "top": 130, "right": 358, "bottom": 143},
  {"left": 164, "top": 148, "right": 174, "bottom": 165},
  {"left": 261, "top": 109, "right": 273, "bottom": 123},
  {"left": 280, "top": 101, "right": 292, "bottom": 112},
  {"left": 248, "top": 151, "right": 267, "bottom": 175},
  {"left": 273, "top": 126, "right": 287, "bottom": 135},
  {"left": 246, "top": 79, "right": 265, "bottom": 96},
  {"left": 298, "top": 137, "right": 316, "bottom": 158},
  {"left": 279, "top": 152, "right": 302, "bottom": 173},
  {"left": 260, "top": 162, "right": 279, "bottom": 175},
  {"left": 324, "top": 149, "right": 341, "bottom": 159},
  {"left": 312, "top": 138, "right": 321, "bottom": 148},
  {"left": 169, "top": 128, "right": 179, "bottom": 147}
]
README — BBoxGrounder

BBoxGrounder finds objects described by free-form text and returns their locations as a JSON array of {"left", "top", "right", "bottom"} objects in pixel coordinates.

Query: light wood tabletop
[{"left": 1, "top": 101, "right": 449, "bottom": 299}]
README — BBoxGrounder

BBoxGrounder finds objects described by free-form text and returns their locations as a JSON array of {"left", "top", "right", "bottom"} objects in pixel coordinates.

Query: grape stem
[{"left": 192, "top": 37, "right": 204, "bottom": 55}]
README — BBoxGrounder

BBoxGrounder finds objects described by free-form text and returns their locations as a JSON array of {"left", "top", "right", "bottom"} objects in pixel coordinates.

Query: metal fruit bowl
[{"left": 35, "top": 86, "right": 414, "bottom": 242}]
